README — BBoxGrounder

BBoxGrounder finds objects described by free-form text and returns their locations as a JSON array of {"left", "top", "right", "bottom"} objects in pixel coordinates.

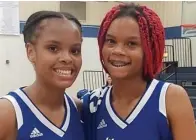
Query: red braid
[
  {"left": 139, "top": 6, "right": 165, "bottom": 79},
  {"left": 98, "top": 4, "right": 124, "bottom": 72},
  {"left": 98, "top": 4, "right": 165, "bottom": 80}
]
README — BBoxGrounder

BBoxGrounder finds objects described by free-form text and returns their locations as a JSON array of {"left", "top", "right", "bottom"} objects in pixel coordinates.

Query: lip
[
  {"left": 53, "top": 66, "right": 74, "bottom": 70},
  {"left": 53, "top": 67, "right": 75, "bottom": 80},
  {"left": 108, "top": 59, "right": 131, "bottom": 64}
]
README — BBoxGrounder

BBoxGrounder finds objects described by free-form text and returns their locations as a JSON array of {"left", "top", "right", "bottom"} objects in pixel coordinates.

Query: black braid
[
  {"left": 60, "top": 12, "right": 82, "bottom": 33},
  {"left": 22, "top": 11, "right": 64, "bottom": 44},
  {"left": 22, "top": 11, "right": 82, "bottom": 44}
]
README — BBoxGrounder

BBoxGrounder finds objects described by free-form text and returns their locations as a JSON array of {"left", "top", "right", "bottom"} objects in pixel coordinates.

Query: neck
[
  {"left": 112, "top": 76, "right": 148, "bottom": 102},
  {"left": 24, "top": 80, "right": 65, "bottom": 109}
]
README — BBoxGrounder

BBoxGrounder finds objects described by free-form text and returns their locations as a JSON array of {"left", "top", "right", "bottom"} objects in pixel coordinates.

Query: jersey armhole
[
  {"left": 1, "top": 95, "right": 23, "bottom": 129},
  {"left": 159, "top": 83, "right": 171, "bottom": 118}
]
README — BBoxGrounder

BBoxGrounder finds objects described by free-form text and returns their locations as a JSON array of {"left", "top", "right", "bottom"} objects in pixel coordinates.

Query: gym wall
[{"left": 0, "top": 1, "right": 195, "bottom": 97}]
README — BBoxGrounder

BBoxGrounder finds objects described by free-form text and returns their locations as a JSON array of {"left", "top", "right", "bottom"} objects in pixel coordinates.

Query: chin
[
  {"left": 112, "top": 75, "right": 128, "bottom": 80},
  {"left": 58, "top": 84, "right": 73, "bottom": 90},
  {"left": 108, "top": 69, "right": 139, "bottom": 80},
  {"left": 54, "top": 81, "right": 75, "bottom": 90},
  {"left": 109, "top": 71, "right": 129, "bottom": 79},
  {"left": 51, "top": 71, "right": 78, "bottom": 89}
]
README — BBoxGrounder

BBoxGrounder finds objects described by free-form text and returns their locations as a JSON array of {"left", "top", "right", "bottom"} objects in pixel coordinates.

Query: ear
[{"left": 26, "top": 43, "right": 36, "bottom": 65}]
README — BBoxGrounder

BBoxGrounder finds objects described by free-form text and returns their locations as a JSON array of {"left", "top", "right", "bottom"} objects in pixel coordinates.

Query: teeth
[
  {"left": 110, "top": 61, "right": 129, "bottom": 67},
  {"left": 55, "top": 69, "right": 72, "bottom": 76}
]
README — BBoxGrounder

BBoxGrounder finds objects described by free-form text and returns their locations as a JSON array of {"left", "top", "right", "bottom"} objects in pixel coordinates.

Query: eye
[
  {"left": 71, "top": 46, "right": 81, "bottom": 56},
  {"left": 105, "top": 38, "right": 116, "bottom": 45},
  {"left": 48, "top": 45, "right": 58, "bottom": 52},
  {"left": 127, "top": 41, "right": 137, "bottom": 47}
]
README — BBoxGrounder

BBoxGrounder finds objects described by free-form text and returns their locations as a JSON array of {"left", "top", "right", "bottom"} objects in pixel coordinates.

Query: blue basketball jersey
[
  {"left": 82, "top": 79, "right": 173, "bottom": 140},
  {"left": 2, "top": 88, "right": 85, "bottom": 140}
]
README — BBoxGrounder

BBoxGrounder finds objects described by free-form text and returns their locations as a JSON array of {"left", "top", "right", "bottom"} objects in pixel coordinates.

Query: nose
[
  {"left": 59, "top": 51, "right": 72, "bottom": 64},
  {"left": 111, "top": 43, "right": 126, "bottom": 56}
]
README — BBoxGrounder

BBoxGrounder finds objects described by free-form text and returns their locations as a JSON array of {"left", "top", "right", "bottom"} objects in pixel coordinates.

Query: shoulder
[
  {"left": 166, "top": 83, "right": 191, "bottom": 110},
  {"left": 165, "top": 84, "right": 196, "bottom": 139},
  {"left": 165, "top": 83, "right": 191, "bottom": 115},
  {"left": 0, "top": 98, "right": 17, "bottom": 139}
]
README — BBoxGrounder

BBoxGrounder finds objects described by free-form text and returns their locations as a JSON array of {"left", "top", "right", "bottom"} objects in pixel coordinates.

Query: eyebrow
[
  {"left": 45, "top": 40, "right": 61, "bottom": 45},
  {"left": 105, "top": 34, "right": 115, "bottom": 38},
  {"left": 106, "top": 33, "right": 140, "bottom": 40},
  {"left": 71, "top": 42, "right": 82, "bottom": 47},
  {"left": 46, "top": 40, "right": 82, "bottom": 47}
]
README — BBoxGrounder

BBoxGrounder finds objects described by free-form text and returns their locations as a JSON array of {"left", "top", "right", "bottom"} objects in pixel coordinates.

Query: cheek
[
  {"left": 35, "top": 50, "right": 56, "bottom": 68},
  {"left": 102, "top": 46, "right": 110, "bottom": 62},
  {"left": 74, "top": 56, "right": 82, "bottom": 69},
  {"left": 131, "top": 49, "right": 144, "bottom": 66}
]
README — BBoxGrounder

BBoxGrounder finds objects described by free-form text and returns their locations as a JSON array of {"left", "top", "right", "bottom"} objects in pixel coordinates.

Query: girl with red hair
[{"left": 82, "top": 3, "right": 196, "bottom": 140}]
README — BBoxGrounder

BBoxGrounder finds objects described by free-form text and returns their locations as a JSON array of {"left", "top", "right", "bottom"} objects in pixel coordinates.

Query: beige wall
[
  {"left": 0, "top": 1, "right": 186, "bottom": 96},
  {"left": 19, "top": 1, "right": 60, "bottom": 21},
  {"left": 182, "top": 1, "right": 196, "bottom": 24},
  {"left": 143, "top": 1, "right": 182, "bottom": 27},
  {"left": 85, "top": 1, "right": 182, "bottom": 27},
  {"left": 85, "top": 1, "right": 118, "bottom": 25},
  {"left": 18, "top": 1, "right": 182, "bottom": 27}
]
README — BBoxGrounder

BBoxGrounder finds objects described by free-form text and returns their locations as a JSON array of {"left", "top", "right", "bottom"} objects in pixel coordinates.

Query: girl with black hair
[{"left": 0, "top": 11, "right": 85, "bottom": 140}]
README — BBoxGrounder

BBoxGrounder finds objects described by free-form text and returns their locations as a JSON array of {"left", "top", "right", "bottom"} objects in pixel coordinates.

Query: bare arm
[
  {"left": 0, "top": 99, "right": 17, "bottom": 140},
  {"left": 166, "top": 84, "right": 196, "bottom": 140}
]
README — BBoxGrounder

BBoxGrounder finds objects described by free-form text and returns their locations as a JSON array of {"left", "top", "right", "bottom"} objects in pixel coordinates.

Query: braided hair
[
  {"left": 60, "top": 12, "right": 82, "bottom": 33},
  {"left": 23, "top": 11, "right": 82, "bottom": 44},
  {"left": 98, "top": 3, "right": 165, "bottom": 80}
]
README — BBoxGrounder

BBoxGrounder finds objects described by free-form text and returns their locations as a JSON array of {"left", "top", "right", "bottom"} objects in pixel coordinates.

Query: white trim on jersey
[
  {"left": 106, "top": 79, "right": 159, "bottom": 129},
  {"left": 126, "top": 79, "right": 159, "bottom": 124},
  {"left": 106, "top": 87, "right": 127, "bottom": 129},
  {"left": 14, "top": 88, "right": 70, "bottom": 137},
  {"left": 61, "top": 94, "right": 70, "bottom": 132},
  {"left": 1, "top": 95, "right": 24, "bottom": 129},
  {"left": 159, "top": 82, "right": 170, "bottom": 117},
  {"left": 67, "top": 94, "right": 77, "bottom": 111}
]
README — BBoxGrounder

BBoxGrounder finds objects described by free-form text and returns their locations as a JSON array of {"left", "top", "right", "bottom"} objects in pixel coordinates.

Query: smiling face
[
  {"left": 102, "top": 16, "right": 143, "bottom": 80},
  {"left": 26, "top": 18, "right": 82, "bottom": 89}
]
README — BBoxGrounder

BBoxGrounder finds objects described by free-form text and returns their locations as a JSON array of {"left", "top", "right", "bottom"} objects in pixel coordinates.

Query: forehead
[
  {"left": 37, "top": 18, "right": 81, "bottom": 43},
  {"left": 107, "top": 17, "right": 140, "bottom": 38}
]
